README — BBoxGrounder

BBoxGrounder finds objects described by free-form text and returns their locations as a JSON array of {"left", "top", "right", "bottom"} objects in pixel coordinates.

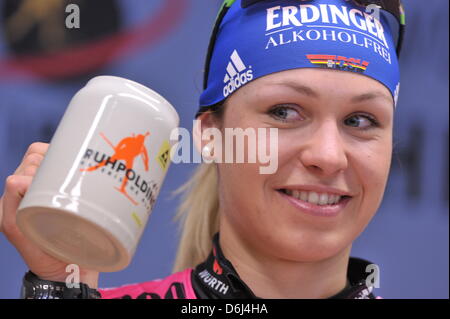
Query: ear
[{"left": 193, "top": 111, "right": 221, "bottom": 162}]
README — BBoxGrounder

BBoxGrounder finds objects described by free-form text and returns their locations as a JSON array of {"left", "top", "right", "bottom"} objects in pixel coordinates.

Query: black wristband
[{"left": 21, "top": 271, "right": 101, "bottom": 299}]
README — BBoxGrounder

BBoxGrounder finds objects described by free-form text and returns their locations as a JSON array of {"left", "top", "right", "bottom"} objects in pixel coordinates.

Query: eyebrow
[
  {"left": 350, "top": 92, "right": 393, "bottom": 105},
  {"left": 278, "top": 82, "right": 320, "bottom": 98},
  {"left": 274, "top": 81, "right": 393, "bottom": 105}
]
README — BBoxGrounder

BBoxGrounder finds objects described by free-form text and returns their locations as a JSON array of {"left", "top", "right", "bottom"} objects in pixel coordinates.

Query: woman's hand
[{"left": 0, "top": 142, "right": 99, "bottom": 288}]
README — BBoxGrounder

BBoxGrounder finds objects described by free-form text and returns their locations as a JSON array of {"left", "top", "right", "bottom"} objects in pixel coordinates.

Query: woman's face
[{"left": 206, "top": 68, "right": 394, "bottom": 262}]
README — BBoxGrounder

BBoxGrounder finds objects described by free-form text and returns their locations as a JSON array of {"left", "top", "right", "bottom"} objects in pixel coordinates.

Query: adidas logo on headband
[{"left": 223, "top": 50, "right": 254, "bottom": 98}]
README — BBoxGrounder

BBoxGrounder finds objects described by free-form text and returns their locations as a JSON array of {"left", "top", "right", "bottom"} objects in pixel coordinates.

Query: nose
[{"left": 299, "top": 120, "right": 348, "bottom": 176}]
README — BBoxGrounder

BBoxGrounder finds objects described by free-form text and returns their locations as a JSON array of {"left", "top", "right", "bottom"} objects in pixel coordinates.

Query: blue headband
[{"left": 199, "top": 0, "right": 401, "bottom": 109}]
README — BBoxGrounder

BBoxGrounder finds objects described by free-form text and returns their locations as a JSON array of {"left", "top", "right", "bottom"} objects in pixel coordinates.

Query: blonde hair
[{"left": 171, "top": 163, "right": 220, "bottom": 272}]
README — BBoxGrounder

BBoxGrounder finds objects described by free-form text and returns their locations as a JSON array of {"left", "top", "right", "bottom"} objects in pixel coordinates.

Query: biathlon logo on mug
[
  {"left": 79, "top": 131, "right": 159, "bottom": 210},
  {"left": 223, "top": 49, "right": 254, "bottom": 98}
]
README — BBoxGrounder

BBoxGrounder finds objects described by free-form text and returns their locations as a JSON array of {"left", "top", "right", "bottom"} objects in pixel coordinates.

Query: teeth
[
  {"left": 308, "top": 192, "right": 320, "bottom": 204},
  {"left": 300, "top": 191, "right": 308, "bottom": 201},
  {"left": 328, "top": 195, "right": 338, "bottom": 205},
  {"left": 319, "top": 193, "right": 328, "bottom": 205},
  {"left": 283, "top": 189, "right": 342, "bottom": 206},
  {"left": 328, "top": 194, "right": 336, "bottom": 205},
  {"left": 335, "top": 195, "right": 342, "bottom": 204}
]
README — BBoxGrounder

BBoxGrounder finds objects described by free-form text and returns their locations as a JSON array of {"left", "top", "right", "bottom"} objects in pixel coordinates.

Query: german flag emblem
[{"left": 306, "top": 54, "right": 369, "bottom": 73}]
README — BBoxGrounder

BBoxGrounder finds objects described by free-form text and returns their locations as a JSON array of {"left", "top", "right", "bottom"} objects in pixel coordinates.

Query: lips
[
  {"left": 277, "top": 189, "right": 352, "bottom": 217},
  {"left": 280, "top": 189, "right": 350, "bottom": 206}
]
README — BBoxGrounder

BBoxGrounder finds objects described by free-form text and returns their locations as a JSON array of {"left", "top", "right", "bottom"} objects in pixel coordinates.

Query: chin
[{"left": 266, "top": 229, "right": 352, "bottom": 263}]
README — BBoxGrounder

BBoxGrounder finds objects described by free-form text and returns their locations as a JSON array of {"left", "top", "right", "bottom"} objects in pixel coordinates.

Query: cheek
[
  {"left": 350, "top": 138, "right": 393, "bottom": 212},
  {"left": 366, "top": 142, "right": 391, "bottom": 186},
  {"left": 218, "top": 111, "right": 270, "bottom": 225},
  {"left": 217, "top": 162, "right": 265, "bottom": 214},
  {"left": 216, "top": 132, "right": 282, "bottom": 233}
]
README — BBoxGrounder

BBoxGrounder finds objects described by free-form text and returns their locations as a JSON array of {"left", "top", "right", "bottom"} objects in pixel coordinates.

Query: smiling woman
[
  {"left": 172, "top": 67, "right": 394, "bottom": 299},
  {"left": 170, "top": 0, "right": 401, "bottom": 299}
]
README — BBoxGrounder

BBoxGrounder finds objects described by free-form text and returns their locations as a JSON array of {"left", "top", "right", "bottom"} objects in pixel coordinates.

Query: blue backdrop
[{"left": 0, "top": 0, "right": 448, "bottom": 299}]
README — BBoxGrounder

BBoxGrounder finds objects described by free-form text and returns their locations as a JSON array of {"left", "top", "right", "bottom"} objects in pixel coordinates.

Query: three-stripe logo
[{"left": 223, "top": 50, "right": 253, "bottom": 98}]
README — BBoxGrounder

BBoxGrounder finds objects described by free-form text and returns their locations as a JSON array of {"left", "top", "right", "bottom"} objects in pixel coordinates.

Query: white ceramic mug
[{"left": 17, "top": 76, "right": 179, "bottom": 272}]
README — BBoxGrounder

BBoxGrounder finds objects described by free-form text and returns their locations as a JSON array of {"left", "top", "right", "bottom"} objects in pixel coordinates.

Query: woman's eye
[
  {"left": 344, "top": 114, "right": 379, "bottom": 129},
  {"left": 268, "top": 105, "right": 302, "bottom": 122}
]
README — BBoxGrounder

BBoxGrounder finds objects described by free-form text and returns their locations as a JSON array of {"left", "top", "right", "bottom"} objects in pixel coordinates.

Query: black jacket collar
[{"left": 192, "top": 233, "right": 377, "bottom": 299}]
